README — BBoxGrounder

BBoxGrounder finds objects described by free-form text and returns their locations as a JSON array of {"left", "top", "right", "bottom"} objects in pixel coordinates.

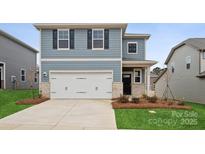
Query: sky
[{"left": 1, "top": 23, "right": 205, "bottom": 69}]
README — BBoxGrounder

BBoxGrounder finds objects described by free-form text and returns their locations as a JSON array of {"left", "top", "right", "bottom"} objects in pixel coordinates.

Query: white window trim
[
  {"left": 20, "top": 68, "right": 26, "bottom": 82},
  {"left": 0, "top": 61, "right": 6, "bottom": 89},
  {"left": 127, "top": 42, "right": 138, "bottom": 54},
  {"left": 170, "top": 62, "right": 175, "bottom": 73},
  {"left": 134, "top": 69, "right": 142, "bottom": 84},
  {"left": 185, "top": 56, "right": 191, "bottom": 64},
  {"left": 11, "top": 75, "right": 16, "bottom": 82},
  {"left": 92, "top": 29, "right": 104, "bottom": 50},
  {"left": 203, "top": 51, "right": 205, "bottom": 59},
  {"left": 185, "top": 56, "right": 191, "bottom": 70},
  {"left": 34, "top": 73, "right": 38, "bottom": 83},
  {"left": 57, "top": 29, "right": 70, "bottom": 50}
]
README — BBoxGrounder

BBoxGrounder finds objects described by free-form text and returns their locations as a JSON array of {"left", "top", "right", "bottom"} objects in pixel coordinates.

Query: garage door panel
[{"left": 50, "top": 71, "right": 113, "bottom": 99}]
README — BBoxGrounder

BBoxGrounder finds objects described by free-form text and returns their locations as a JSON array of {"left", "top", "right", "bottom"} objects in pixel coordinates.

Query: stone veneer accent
[
  {"left": 40, "top": 82, "right": 122, "bottom": 99},
  {"left": 40, "top": 82, "right": 50, "bottom": 98},
  {"left": 112, "top": 82, "right": 123, "bottom": 98},
  {"left": 132, "top": 83, "right": 145, "bottom": 97}
]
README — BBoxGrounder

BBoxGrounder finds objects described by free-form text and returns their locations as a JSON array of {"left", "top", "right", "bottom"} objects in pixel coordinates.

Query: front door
[{"left": 122, "top": 74, "right": 131, "bottom": 95}]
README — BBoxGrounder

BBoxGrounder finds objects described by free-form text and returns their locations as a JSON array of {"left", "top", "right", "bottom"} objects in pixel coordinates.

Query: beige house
[{"left": 154, "top": 38, "right": 205, "bottom": 104}]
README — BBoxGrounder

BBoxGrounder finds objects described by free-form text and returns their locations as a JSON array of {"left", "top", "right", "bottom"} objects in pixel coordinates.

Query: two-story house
[
  {"left": 155, "top": 38, "right": 205, "bottom": 104},
  {"left": 0, "top": 29, "right": 38, "bottom": 89},
  {"left": 34, "top": 23, "right": 157, "bottom": 99}
]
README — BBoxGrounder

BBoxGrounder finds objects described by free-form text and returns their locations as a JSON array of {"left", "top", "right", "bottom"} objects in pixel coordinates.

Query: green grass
[
  {"left": 114, "top": 102, "right": 205, "bottom": 130},
  {"left": 0, "top": 89, "right": 38, "bottom": 119}
]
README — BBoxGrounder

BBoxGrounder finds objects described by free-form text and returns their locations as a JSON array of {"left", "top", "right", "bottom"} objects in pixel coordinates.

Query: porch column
[{"left": 147, "top": 66, "right": 151, "bottom": 96}]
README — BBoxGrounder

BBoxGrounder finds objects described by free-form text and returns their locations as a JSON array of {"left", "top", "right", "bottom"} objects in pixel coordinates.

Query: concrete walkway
[{"left": 0, "top": 100, "right": 117, "bottom": 130}]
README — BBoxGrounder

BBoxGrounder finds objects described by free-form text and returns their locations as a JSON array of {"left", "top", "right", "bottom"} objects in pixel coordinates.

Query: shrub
[
  {"left": 38, "top": 90, "right": 42, "bottom": 98},
  {"left": 115, "top": 94, "right": 129, "bottom": 103},
  {"left": 142, "top": 94, "right": 148, "bottom": 99},
  {"left": 148, "top": 96, "right": 158, "bottom": 103},
  {"left": 176, "top": 101, "right": 184, "bottom": 106},
  {"left": 167, "top": 101, "right": 173, "bottom": 105},
  {"left": 132, "top": 97, "right": 140, "bottom": 104}
]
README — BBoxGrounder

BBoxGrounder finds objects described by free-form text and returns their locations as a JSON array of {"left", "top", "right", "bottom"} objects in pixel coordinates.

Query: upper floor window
[
  {"left": 170, "top": 62, "right": 175, "bottom": 73},
  {"left": 203, "top": 50, "right": 205, "bottom": 59},
  {"left": 186, "top": 56, "right": 191, "bottom": 70},
  {"left": 92, "top": 29, "right": 104, "bottom": 50},
  {"left": 58, "top": 29, "right": 69, "bottom": 49},
  {"left": 128, "top": 42, "right": 138, "bottom": 54},
  {"left": 20, "top": 69, "right": 26, "bottom": 82},
  {"left": 134, "top": 69, "right": 142, "bottom": 83}
]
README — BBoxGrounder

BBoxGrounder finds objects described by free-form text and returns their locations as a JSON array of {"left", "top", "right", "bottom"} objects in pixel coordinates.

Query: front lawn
[
  {"left": 114, "top": 102, "right": 205, "bottom": 130},
  {"left": 0, "top": 89, "right": 38, "bottom": 119}
]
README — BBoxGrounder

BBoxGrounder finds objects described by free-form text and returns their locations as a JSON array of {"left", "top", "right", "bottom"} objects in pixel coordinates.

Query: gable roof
[
  {"left": 165, "top": 38, "right": 205, "bottom": 64},
  {"left": 34, "top": 23, "right": 127, "bottom": 31},
  {"left": 0, "top": 29, "right": 38, "bottom": 53}
]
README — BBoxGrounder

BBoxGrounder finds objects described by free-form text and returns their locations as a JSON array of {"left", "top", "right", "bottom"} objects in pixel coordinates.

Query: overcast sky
[{"left": 1, "top": 23, "right": 205, "bottom": 68}]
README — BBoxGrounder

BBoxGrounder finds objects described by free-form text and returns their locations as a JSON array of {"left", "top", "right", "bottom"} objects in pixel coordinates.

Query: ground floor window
[
  {"left": 20, "top": 68, "right": 26, "bottom": 82},
  {"left": 134, "top": 69, "right": 142, "bottom": 83},
  {"left": 34, "top": 73, "right": 38, "bottom": 83}
]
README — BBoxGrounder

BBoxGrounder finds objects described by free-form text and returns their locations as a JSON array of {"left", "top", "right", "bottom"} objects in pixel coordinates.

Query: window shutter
[
  {"left": 104, "top": 29, "right": 109, "bottom": 49},
  {"left": 53, "top": 30, "right": 57, "bottom": 49},
  {"left": 87, "top": 29, "right": 92, "bottom": 49},
  {"left": 70, "top": 29, "right": 75, "bottom": 49}
]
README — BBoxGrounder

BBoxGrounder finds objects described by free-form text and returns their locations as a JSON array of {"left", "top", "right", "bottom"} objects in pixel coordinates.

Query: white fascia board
[{"left": 41, "top": 58, "right": 121, "bottom": 62}]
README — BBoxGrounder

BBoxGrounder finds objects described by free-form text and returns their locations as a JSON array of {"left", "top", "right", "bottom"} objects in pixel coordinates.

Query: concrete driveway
[{"left": 0, "top": 100, "right": 117, "bottom": 130}]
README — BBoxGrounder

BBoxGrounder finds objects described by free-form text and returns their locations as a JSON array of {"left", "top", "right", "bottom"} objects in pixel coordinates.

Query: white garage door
[{"left": 50, "top": 71, "right": 113, "bottom": 99}]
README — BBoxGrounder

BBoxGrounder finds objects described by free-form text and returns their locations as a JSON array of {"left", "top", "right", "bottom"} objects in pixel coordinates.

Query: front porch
[{"left": 122, "top": 60, "right": 157, "bottom": 97}]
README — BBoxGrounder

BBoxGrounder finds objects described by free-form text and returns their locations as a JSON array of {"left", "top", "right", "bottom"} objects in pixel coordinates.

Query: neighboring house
[
  {"left": 34, "top": 23, "right": 157, "bottom": 99},
  {"left": 150, "top": 72, "right": 158, "bottom": 91},
  {"left": 0, "top": 30, "right": 38, "bottom": 89},
  {"left": 155, "top": 38, "right": 205, "bottom": 104}
]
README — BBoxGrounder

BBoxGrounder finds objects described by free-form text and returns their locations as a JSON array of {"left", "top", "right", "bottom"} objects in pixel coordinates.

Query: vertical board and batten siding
[
  {"left": 41, "top": 61, "right": 121, "bottom": 82},
  {"left": 122, "top": 38, "right": 145, "bottom": 60},
  {"left": 41, "top": 29, "right": 121, "bottom": 58}
]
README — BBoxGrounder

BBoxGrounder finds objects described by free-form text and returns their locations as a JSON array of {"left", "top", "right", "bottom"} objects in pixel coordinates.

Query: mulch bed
[
  {"left": 16, "top": 97, "right": 49, "bottom": 105},
  {"left": 112, "top": 101, "right": 192, "bottom": 110}
]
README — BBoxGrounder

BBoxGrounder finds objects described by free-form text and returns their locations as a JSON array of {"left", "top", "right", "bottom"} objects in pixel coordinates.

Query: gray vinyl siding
[
  {"left": 41, "top": 61, "right": 121, "bottom": 82},
  {"left": 155, "top": 45, "right": 205, "bottom": 104},
  {"left": 122, "top": 38, "right": 145, "bottom": 60},
  {"left": 0, "top": 35, "right": 38, "bottom": 89},
  {"left": 41, "top": 29, "right": 121, "bottom": 58}
]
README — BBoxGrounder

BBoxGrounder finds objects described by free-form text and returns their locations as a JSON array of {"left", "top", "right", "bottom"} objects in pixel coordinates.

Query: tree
[
  {"left": 27, "top": 67, "right": 38, "bottom": 99},
  {"left": 152, "top": 67, "right": 162, "bottom": 75}
]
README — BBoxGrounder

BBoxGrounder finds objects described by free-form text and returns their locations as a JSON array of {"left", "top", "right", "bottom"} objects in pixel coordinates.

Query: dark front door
[{"left": 122, "top": 74, "right": 131, "bottom": 95}]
